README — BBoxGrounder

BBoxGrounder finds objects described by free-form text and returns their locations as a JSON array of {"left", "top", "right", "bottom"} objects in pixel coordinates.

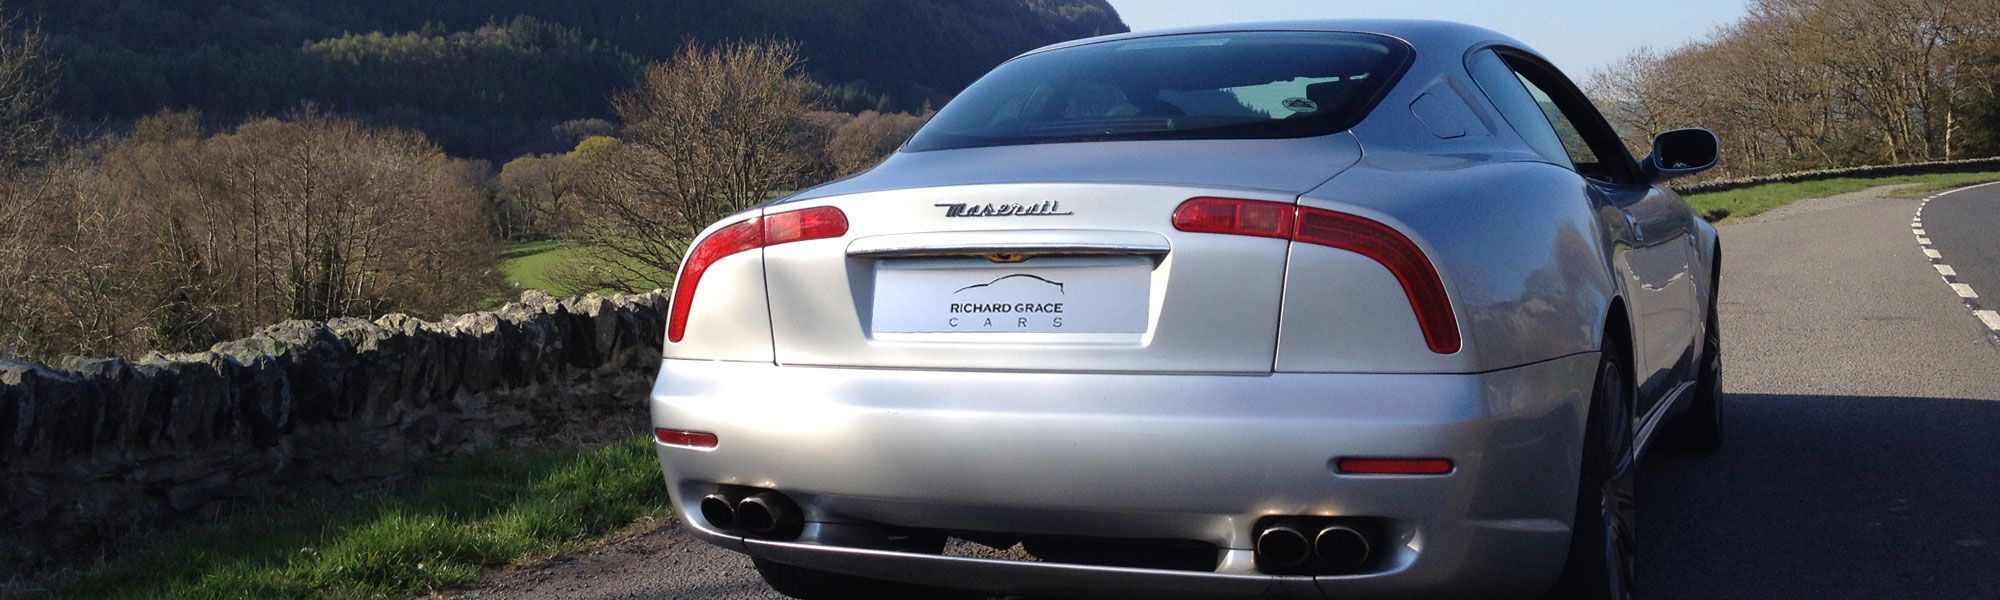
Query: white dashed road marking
[{"left": 1915, "top": 181, "right": 2000, "bottom": 339}]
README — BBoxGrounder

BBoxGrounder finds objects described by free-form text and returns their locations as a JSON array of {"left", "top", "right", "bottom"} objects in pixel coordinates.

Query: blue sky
[{"left": 1106, "top": 1, "right": 1747, "bottom": 77}]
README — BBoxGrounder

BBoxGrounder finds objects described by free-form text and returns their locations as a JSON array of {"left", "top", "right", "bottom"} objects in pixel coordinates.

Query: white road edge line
[
  {"left": 1917, "top": 179, "right": 2000, "bottom": 336},
  {"left": 1978, "top": 310, "right": 2000, "bottom": 332}
]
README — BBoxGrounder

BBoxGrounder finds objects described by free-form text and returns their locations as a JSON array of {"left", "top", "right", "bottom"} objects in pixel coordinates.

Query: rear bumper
[{"left": 649, "top": 355, "right": 1598, "bottom": 598}]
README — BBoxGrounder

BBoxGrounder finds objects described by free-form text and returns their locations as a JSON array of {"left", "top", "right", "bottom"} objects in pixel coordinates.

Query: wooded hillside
[
  {"left": 14, "top": 0, "right": 1125, "bottom": 159},
  {"left": 1587, "top": 0, "right": 2000, "bottom": 179}
]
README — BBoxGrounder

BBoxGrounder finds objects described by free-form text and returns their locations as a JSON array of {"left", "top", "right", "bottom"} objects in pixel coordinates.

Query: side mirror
[{"left": 1641, "top": 128, "right": 1719, "bottom": 183}]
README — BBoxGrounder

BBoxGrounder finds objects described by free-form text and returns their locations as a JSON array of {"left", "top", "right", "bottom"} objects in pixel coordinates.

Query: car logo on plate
[
  {"left": 953, "top": 273, "right": 1065, "bottom": 295},
  {"left": 935, "top": 201, "right": 1073, "bottom": 218}
]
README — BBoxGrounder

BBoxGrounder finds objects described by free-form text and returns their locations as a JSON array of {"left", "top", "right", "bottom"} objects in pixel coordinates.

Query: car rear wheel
[
  {"left": 753, "top": 558, "right": 964, "bottom": 600},
  {"left": 1548, "top": 351, "right": 1637, "bottom": 600},
  {"left": 1663, "top": 289, "right": 1724, "bottom": 452}
]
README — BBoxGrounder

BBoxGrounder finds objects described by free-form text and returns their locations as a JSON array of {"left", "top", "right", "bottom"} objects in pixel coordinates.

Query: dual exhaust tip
[
  {"left": 1254, "top": 523, "right": 1374, "bottom": 573},
  {"left": 700, "top": 490, "right": 803, "bottom": 539}
]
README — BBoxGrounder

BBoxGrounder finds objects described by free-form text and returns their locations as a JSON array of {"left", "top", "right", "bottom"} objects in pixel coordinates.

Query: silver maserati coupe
[{"left": 650, "top": 19, "right": 1723, "bottom": 600}]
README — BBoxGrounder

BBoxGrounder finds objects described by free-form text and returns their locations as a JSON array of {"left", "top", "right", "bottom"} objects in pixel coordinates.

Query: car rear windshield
[{"left": 904, "top": 32, "right": 1412, "bottom": 152}]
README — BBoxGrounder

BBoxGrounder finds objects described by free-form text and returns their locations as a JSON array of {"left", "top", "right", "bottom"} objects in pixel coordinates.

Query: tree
[
  {"left": 495, "top": 153, "right": 579, "bottom": 240},
  {"left": 824, "top": 109, "right": 931, "bottom": 176},
  {"left": 0, "top": 7, "right": 63, "bottom": 358},
  {"left": 1587, "top": 0, "right": 2000, "bottom": 179},
  {"left": 561, "top": 40, "right": 826, "bottom": 293},
  {"left": 0, "top": 8, "right": 54, "bottom": 174},
  {"left": 0, "top": 107, "right": 501, "bottom": 360}
]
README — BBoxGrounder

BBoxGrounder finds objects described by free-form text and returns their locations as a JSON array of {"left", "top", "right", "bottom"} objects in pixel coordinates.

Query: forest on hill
[
  {"left": 12, "top": 0, "right": 1126, "bottom": 159},
  {"left": 1586, "top": 0, "right": 2000, "bottom": 179},
  {"left": 0, "top": 0, "right": 1126, "bottom": 361}
]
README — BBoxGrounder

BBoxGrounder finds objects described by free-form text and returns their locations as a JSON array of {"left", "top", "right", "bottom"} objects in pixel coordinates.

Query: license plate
[{"left": 872, "top": 259, "right": 1150, "bottom": 334}]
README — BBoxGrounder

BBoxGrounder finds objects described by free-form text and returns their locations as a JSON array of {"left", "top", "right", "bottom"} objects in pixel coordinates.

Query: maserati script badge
[{"left": 935, "top": 201, "right": 1073, "bottom": 218}]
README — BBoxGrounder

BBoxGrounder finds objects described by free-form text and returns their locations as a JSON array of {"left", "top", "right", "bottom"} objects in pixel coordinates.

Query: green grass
[
  {"left": 497, "top": 240, "right": 586, "bottom": 296},
  {"left": 43, "top": 436, "right": 668, "bottom": 600},
  {"left": 498, "top": 240, "right": 669, "bottom": 299},
  {"left": 1685, "top": 171, "right": 2000, "bottom": 222}
]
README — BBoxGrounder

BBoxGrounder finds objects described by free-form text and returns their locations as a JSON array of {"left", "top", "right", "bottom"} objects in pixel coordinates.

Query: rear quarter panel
[{"left": 1289, "top": 155, "right": 1615, "bottom": 373}]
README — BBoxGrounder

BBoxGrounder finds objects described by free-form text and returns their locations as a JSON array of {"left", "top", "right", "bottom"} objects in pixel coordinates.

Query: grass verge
[
  {"left": 40, "top": 436, "right": 667, "bottom": 600},
  {"left": 1685, "top": 170, "right": 2000, "bottom": 222}
]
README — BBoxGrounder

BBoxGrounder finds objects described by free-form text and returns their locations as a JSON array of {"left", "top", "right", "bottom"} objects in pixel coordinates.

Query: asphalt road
[
  {"left": 1918, "top": 181, "right": 2000, "bottom": 335},
  {"left": 449, "top": 184, "right": 2000, "bottom": 600}
]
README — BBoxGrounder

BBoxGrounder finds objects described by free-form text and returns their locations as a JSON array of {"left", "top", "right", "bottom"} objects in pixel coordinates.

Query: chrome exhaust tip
[
  {"left": 1255, "top": 526, "right": 1313, "bottom": 568},
  {"left": 736, "top": 491, "right": 803, "bottom": 537},
  {"left": 699, "top": 494, "right": 738, "bottom": 531},
  {"left": 1314, "top": 525, "right": 1372, "bottom": 569}
]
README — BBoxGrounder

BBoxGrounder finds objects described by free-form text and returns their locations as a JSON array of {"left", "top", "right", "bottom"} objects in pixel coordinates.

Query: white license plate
[{"left": 872, "top": 259, "right": 1150, "bottom": 334}]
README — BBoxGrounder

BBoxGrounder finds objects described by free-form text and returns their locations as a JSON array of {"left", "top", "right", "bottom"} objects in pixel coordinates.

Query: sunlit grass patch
[
  {"left": 1685, "top": 171, "right": 2000, "bottom": 222},
  {"left": 497, "top": 240, "right": 669, "bottom": 300},
  {"left": 43, "top": 436, "right": 667, "bottom": 600}
]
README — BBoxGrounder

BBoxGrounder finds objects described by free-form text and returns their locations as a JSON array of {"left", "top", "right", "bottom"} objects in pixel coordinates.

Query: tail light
[
  {"left": 1334, "top": 457, "right": 1455, "bottom": 475},
  {"left": 1173, "top": 197, "right": 1460, "bottom": 354},
  {"left": 668, "top": 206, "right": 848, "bottom": 343},
  {"left": 655, "top": 428, "right": 720, "bottom": 449},
  {"left": 1172, "top": 197, "right": 1295, "bottom": 239}
]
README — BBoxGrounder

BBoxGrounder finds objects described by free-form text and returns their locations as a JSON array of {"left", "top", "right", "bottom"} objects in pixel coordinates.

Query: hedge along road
[{"left": 450, "top": 184, "right": 2000, "bottom": 600}]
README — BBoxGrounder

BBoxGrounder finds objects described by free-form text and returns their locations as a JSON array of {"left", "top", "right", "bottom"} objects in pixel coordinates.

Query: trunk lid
[
  {"left": 761, "top": 184, "right": 1286, "bottom": 373},
  {"left": 762, "top": 137, "right": 1362, "bottom": 373}
]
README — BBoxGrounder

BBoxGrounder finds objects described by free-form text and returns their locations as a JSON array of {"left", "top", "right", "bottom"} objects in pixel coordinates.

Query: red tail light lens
[
  {"left": 1171, "top": 198, "right": 1461, "bottom": 354},
  {"left": 668, "top": 206, "right": 848, "bottom": 343},
  {"left": 1335, "top": 457, "right": 1454, "bottom": 475},
  {"left": 1293, "top": 207, "right": 1460, "bottom": 354},
  {"left": 1172, "top": 197, "right": 1295, "bottom": 239},
  {"left": 668, "top": 218, "right": 762, "bottom": 343},
  {"left": 655, "top": 428, "right": 720, "bottom": 449},
  {"left": 765, "top": 204, "right": 850, "bottom": 245}
]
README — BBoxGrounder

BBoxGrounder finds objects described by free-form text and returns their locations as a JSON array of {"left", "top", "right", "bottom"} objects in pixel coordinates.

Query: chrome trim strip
[
  {"left": 1632, "top": 379, "right": 1694, "bottom": 461},
  {"left": 846, "top": 229, "right": 1172, "bottom": 258}
]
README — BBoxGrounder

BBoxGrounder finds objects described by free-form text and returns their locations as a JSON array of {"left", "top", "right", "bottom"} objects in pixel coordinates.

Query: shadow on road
[{"left": 1641, "top": 392, "right": 2000, "bottom": 599}]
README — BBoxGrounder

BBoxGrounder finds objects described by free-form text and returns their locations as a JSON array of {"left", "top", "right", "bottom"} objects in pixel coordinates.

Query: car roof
[{"left": 1019, "top": 19, "right": 1543, "bottom": 65}]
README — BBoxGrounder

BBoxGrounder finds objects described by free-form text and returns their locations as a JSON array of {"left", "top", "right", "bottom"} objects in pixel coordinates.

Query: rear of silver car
[
  {"left": 651, "top": 28, "right": 1595, "bottom": 599},
  {"left": 651, "top": 184, "right": 1594, "bottom": 598}
]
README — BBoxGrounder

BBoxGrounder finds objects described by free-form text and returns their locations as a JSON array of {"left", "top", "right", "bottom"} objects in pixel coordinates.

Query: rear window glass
[{"left": 904, "top": 32, "right": 1412, "bottom": 152}]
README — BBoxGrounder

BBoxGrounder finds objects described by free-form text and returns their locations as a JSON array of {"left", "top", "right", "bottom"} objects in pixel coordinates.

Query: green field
[
  {"left": 498, "top": 240, "right": 670, "bottom": 299},
  {"left": 1684, "top": 171, "right": 2000, "bottom": 222},
  {"left": 498, "top": 240, "right": 585, "bottom": 295},
  {"left": 44, "top": 437, "right": 667, "bottom": 600}
]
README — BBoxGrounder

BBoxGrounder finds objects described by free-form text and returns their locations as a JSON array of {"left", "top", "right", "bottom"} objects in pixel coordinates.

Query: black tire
[
  {"left": 1547, "top": 352, "right": 1638, "bottom": 600},
  {"left": 1663, "top": 285, "right": 1724, "bottom": 453},
  {"left": 753, "top": 558, "right": 962, "bottom": 600}
]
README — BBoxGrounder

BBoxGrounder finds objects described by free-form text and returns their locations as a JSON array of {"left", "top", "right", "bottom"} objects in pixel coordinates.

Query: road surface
[
  {"left": 1914, "top": 182, "right": 2000, "bottom": 337},
  {"left": 449, "top": 184, "right": 2000, "bottom": 600}
]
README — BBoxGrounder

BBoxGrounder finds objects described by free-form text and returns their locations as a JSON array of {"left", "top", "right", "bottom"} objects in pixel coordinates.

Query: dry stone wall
[
  {"left": 0, "top": 291, "right": 669, "bottom": 572},
  {"left": 1675, "top": 156, "right": 2000, "bottom": 196}
]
